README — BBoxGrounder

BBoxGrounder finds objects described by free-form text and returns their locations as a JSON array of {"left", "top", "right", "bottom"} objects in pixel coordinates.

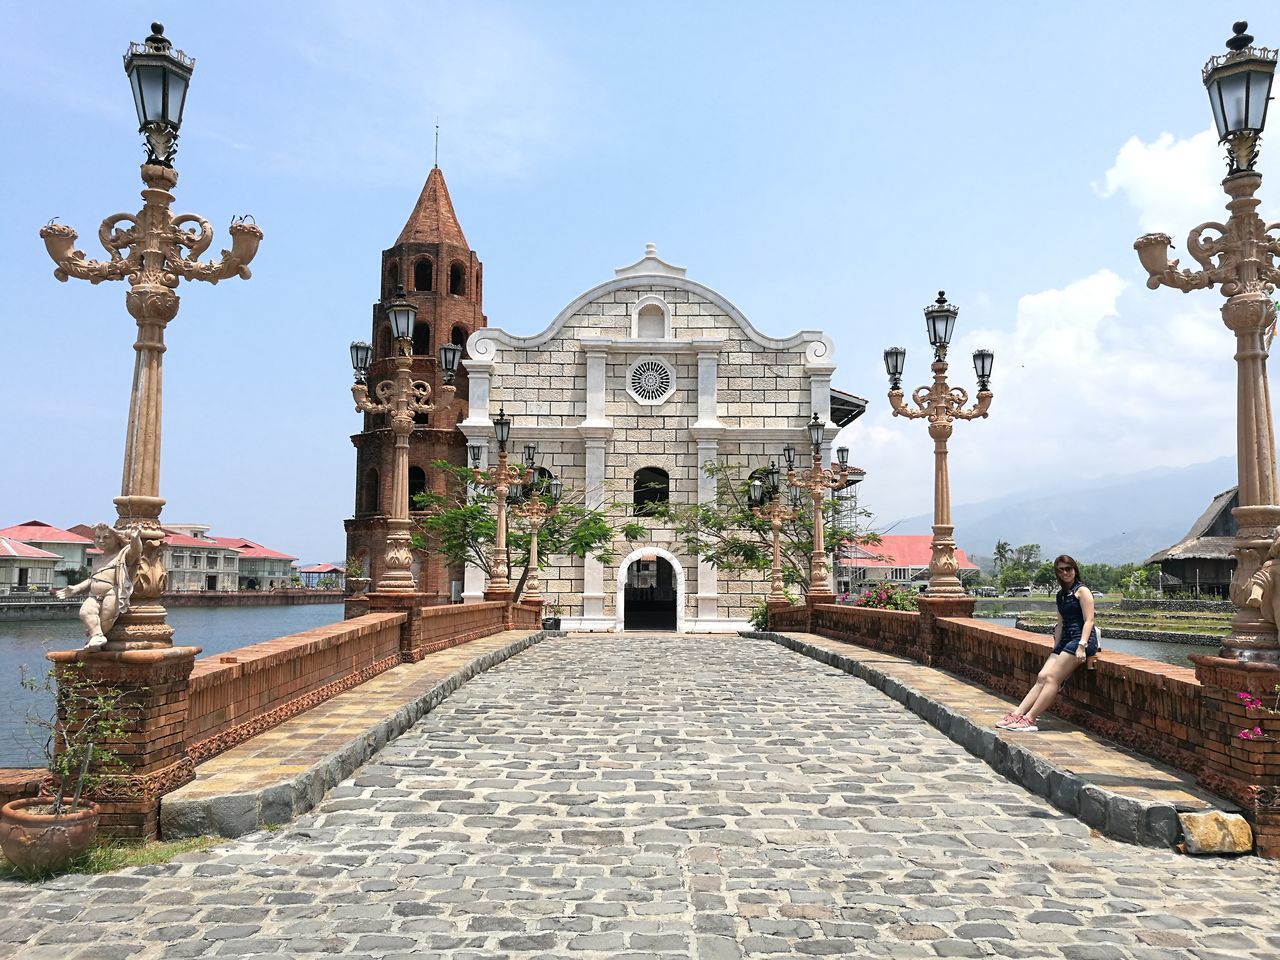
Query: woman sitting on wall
[{"left": 997, "top": 554, "right": 1099, "bottom": 733}]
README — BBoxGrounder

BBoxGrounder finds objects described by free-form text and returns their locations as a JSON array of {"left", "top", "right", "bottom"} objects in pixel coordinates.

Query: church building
[{"left": 462, "top": 245, "right": 862, "bottom": 631}]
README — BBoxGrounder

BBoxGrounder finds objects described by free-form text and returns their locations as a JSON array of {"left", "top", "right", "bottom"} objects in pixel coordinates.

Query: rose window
[{"left": 626, "top": 357, "right": 676, "bottom": 405}]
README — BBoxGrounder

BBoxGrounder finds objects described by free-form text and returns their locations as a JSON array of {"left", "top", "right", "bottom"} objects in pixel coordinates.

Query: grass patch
[
  {"left": 0, "top": 835, "right": 223, "bottom": 883},
  {"left": 1017, "top": 610, "right": 1232, "bottom": 636}
]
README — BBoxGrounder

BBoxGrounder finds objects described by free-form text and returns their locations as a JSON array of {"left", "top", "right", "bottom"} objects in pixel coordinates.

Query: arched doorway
[{"left": 622, "top": 555, "right": 677, "bottom": 630}]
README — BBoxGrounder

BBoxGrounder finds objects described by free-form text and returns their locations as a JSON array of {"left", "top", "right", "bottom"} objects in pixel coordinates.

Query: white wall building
[{"left": 462, "top": 245, "right": 860, "bottom": 632}]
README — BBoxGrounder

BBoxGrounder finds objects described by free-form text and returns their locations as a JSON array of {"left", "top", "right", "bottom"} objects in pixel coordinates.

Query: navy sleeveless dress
[{"left": 1054, "top": 581, "right": 1099, "bottom": 656}]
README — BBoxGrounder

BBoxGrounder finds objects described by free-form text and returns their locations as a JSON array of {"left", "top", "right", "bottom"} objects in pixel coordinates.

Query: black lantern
[
  {"left": 523, "top": 442, "right": 538, "bottom": 468},
  {"left": 123, "top": 23, "right": 194, "bottom": 166},
  {"left": 768, "top": 460, "right": 780, "bottom": 493},
  {"left": 349, "top": 341, "right": 372, "bottom": 382},
  {"left": 439, "top": 342, "right": 462, "bottom": 384},
  {"left": 973, "top": 348, "right": 995, "bottom": 390},
  {"left": 836, "top": 446, "right": 850, "bottom": 468},
  {"left": 549, "top": 477, "right": 564, "bottom": 503},
  {"left": 807, "top": 413, "right": 825, "bottom": 452},
  {"left": 748, "top": 478, "right": 764, "bottom": 508},
  {"left": 1204, "top": 22, "right": 1276, "bottom": 157},
  {"left": 924, "top": 291, "right": 958, "bottom": 353},
  {"left": 783, "top": 444, "right": 796, "bottom": 470},
  {"left": 467, "top": 443, "right": 482, "bottom": 467},
  {"left": 507, "top": 485, "right": 525, "bottom": 506},
  {"left": 385, "top": 287, "right": 416, "bottom": 342},
  {"left": 884, "top": 346, "right": 906, "bottom": 389},
  {"left": 493, "top": 407, "right": 512, "bottom": 449}
]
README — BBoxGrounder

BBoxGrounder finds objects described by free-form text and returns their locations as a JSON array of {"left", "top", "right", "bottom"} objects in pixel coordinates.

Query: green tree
[
  {"left": 1032, "top": 561, "right": 1057, "bottom": 589},
  {"left": 1012, "top": 543, "right": 1041, "bottom": 568},
  {"left": 993, "top": 540, "right": 1012, "bottom": 571},
  {"left": 999, "top": 567, "right": 1032, "bottom": 591},
  {"left": 646, "top": 460, "right": 879, "bottom": 592},
  {"left": 412, "top": 462, "right": 639, "bottom": 601}
]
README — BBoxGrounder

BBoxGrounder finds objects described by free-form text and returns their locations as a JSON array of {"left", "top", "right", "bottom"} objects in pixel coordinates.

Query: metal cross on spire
[{"left": 434, "top": 118, "right": 439, "bottom": 169}]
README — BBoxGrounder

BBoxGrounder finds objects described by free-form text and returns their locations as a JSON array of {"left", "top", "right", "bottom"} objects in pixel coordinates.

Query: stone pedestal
[
  {"left": 366, "top": 590, "right": 429, "bottom": 661},
  {"left": 918, "top": 595, "right": 976, "bottom": 666},
  {"left": 1192, "top": 654, "right": 1280, "bottom": 858},
  {"left": 45, "top": 645, "right": 200, "bottom": 840}
]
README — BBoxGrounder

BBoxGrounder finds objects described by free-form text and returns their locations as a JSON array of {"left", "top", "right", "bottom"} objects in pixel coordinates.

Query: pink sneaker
[
  {"left": 994, "top": 713, "right": 1022, "bottom": 729},
  {"left": 1005, "top": 717, "right": 1040, "bottom": 732}
]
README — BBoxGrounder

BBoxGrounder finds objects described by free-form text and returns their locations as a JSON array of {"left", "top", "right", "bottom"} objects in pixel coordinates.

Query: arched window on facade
[
  {"left": 413, "top": 258, "right": 433, "bottom": 292},
  {"left": 408, "top": 466, "right": 427, "bottom": 511},
  {"left": 361, "top": 467, "right": 380, "bottom": 515},
  {"left": 636, "top": 303, "right": 665, "bottom": 338},
  {"left": 451, "top": 324, "right": 468, "bottom": 350},
  {"left": 412, "top": 320, "right": 431, "bottom": 356},
  {"left": 387, "top": 261, "right": 399, "bottom": 295},
  {"left": 449, "top": 261, "right": 466, "bottom": 295},
  {"left": 413, "top": 411, "right": 429, "bottom": 426},
  {"left": 633, "top": 467, "right": 669, "bottom": 515}
]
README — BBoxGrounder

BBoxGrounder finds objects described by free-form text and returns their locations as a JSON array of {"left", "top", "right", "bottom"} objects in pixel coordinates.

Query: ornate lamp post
[
  {"left": 39, "top": 23, "right": 262, "bottom": 648},
  {"left": 1134, "top": 21, "right": 1280, "bottom": 661},
  {"left": 511, "top": 476, "right": 563, "bottom": 603},
  {"left": 884, "top": 292, "right": 994, "bottom": 598},
  {"left": 786, "top": 416, "right": 851, "bottom": 599},
  {"left": 749, "top": 462, "right": 799, "bottom": 604},
  {"left": 350, "top": 288, "right": 459, "bottom": 593},
  {"left": 469, "top": 410, "right": 535, "bottom": 595}
]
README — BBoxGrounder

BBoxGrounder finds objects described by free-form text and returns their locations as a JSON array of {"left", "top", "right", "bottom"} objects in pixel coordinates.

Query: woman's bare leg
[{"left": 1025, "top": 653, "right": 1081, "bottom": 722}]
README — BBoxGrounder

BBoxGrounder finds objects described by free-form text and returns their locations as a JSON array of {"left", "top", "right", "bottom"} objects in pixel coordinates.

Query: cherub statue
[
  {"left": 55, "top": 524, "right": 142, "bottom": 649},
  {"left": 1245, "top": 526, "right": 1280, "bottom": 627}
]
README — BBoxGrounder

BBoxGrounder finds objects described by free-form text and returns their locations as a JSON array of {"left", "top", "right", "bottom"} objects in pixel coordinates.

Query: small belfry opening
[
  {"left": 413, "top": 258, "right": 433, "bottom": 292},
  {"left": 636, "top": 303, "right": 665, "bottom": 338},
  {"left": 408, "top": 466, "right": 427, "bottom": 510},
  {"left": 449, "top": 261, "right": 466, "bottom": 295},
  {"left": 623, "top": 556, "right": 677, "bottom": 630}
]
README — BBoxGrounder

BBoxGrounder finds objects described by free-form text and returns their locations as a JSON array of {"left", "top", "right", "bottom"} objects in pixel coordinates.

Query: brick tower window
[
  {"left": 409, "top": 466, "right": 427, "bottom": 511},
  {"left": 414, "top": 258, "right": 433, "bottom": 292},
  {"left": 361, "top": 468, "right": 380, "bottom": 515},
  {"left": 449, "top": 261, "right": 466, "bottom": 296},
  {"left": 451, "top": 325, "right": 468, "bottom": 351},
  {"left": 412, "top": 320, "right": 431, "bottom": 356}
]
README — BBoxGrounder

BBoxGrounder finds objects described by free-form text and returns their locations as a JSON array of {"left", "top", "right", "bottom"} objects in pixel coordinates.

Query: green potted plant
[
  {"left": 345, "top": 556, "right": 370, "bottom": 596},
  {"left": 0, "top": 662, "right": 129, "bottom": 876},
  {"left": 542, "top": 599, "right": 564, "bottom": 631}
]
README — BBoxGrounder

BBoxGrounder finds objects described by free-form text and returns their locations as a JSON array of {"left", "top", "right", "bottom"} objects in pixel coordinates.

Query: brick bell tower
[{"left": 345, "top": 165, "right": 485, "bottom": 600}]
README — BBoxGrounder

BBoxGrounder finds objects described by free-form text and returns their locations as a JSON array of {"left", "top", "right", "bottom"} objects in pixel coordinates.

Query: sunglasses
[{"left": 1055, "top": 566, "right": 1074, "bottom": 572}]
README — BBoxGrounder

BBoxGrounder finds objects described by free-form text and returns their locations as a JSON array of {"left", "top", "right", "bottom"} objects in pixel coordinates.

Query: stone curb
[
  {"left": 743, "top": 630, "right": 1187, "bottom": 850},
  {"left": 161, "top": 630, "right": 557, "bottom": 839}
]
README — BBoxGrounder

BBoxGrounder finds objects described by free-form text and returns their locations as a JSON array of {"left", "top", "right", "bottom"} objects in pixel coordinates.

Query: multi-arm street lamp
[
  {"left": 1134, "top": 21, "right": 1280, "bottom": 661},
  {"left": 884, "top": 292, "right": 994, "bottom": 598},
  {"left": 38, "top": 23, "right": 262, "bottom": 647},
  {"left": 468, "top": 411, "right": 535, "bottom": 594},
  {"left": 510, "top": 475, "right": 564, "bottom": 604},
  {"left": 749, "top": 461, "right": 799, "bottom": 604},
  {"left": 786, "top": 417, "right": 851, "bottom": 598},
  {"left": 350, "top": 288, "right": 459, "bottom": 593}
]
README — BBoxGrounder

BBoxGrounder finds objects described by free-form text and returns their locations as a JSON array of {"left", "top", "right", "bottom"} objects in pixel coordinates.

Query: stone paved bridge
[{"left": 5, "top": 634, "right": 1279, "bottom": 959}]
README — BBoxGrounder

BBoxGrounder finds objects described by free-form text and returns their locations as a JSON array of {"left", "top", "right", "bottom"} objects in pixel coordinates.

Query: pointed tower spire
[{"left": 396, "top": 166, "right": 468, "bottom": 247}]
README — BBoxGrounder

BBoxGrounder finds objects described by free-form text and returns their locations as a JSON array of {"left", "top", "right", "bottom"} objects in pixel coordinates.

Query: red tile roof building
[
  {"left": 0, "top": 520, "right": 94, "bottom": 587},
  {"left": 837, "top": 534, "right": 980, "bottom": 593},
  {"left": 0, "top": 537, "right": 60, "bottom": 593}
]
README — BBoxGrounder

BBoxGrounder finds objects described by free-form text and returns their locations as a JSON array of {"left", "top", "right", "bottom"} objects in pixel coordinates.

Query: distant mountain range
[{"left": 887, "top": 456, "right": 1236, "bottom": 567}]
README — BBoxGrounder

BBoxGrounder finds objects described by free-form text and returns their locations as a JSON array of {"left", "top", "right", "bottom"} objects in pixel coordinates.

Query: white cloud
[{"left": 1096, "top": 128, "right": 1223, "bottom": 233}]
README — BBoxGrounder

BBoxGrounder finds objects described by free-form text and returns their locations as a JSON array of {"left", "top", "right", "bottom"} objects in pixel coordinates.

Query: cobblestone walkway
[{"left": 5, "top": 634, "right": 1280, "bottom": 959}]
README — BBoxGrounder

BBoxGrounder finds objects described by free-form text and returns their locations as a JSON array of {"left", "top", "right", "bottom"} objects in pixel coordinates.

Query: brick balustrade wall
[
  {"left": 783, "top": 603, "right": 1280, "bottom": 857},
  {"left": 409, "top": 602, "right": 512, "bottom": 659},
  {"left": 185, "top": 612, "right": 406, "bottom": 764}
]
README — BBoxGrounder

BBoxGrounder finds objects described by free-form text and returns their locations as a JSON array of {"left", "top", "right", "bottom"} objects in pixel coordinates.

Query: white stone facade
[{"left": 461, "top": 246, "right": 839, "bottom": 632}]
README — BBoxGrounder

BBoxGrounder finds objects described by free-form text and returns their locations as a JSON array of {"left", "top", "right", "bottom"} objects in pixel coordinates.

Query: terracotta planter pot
[{"left": 0, "top": 798, "right": 100, "bottom": 873}]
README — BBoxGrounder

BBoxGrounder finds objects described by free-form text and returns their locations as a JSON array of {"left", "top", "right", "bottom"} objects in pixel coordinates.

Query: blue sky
[{"left": 2, "top": 2, "right": 1276, "bottom": 564}]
